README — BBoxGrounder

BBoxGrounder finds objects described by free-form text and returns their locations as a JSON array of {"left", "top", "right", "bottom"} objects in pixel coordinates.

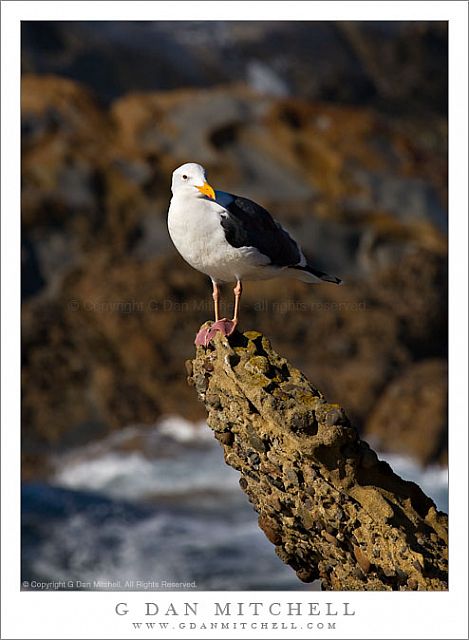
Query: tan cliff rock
[{"left": 188, "top": 326, "right": 448, "bottom": 591}]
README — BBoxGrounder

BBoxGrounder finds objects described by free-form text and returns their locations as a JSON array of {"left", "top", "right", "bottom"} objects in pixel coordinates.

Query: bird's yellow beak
[{"left": 196, "top": 181, "right": 216, "bottom": 200}]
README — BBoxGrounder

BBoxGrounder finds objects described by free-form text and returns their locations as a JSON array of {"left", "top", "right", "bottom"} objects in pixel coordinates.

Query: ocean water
[{"left": 21, "top": 417, "right": 448, "bottom": 591}]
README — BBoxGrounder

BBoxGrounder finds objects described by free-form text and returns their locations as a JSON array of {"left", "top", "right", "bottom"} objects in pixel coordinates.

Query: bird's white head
[{"left": 171, "top": 163, "right": 216, "bottom": 199}]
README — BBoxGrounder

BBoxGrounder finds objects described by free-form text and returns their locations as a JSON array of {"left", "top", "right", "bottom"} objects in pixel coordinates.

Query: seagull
[{"left": 167, "top": 162, "right": 342, "bottom": 346}]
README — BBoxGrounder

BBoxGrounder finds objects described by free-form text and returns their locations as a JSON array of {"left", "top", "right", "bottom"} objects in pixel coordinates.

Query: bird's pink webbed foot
[{"left": 194, "top": 319, "right": 238, "bottom": 347}]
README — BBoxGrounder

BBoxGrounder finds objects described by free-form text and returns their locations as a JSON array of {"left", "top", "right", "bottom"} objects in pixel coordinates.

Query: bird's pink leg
[
  {"left": 206, "top": 281, "right": 241, "bottom": 338},
  {"left": 232, "top": 280, "right": 242, "bottom": 329},
  {"left": 195, "top": 280, "right": 242, "bottom": 346},
  {"left": 195, "top": 280, "right": 222, "bottom": 346},
  {"left": 212, "top": 281, "right": 220, "bottom": 322}
]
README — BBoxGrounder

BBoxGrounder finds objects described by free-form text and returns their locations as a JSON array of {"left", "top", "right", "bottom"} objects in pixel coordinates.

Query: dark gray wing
[{"left": 215, "top": 191, "right": 301, "bottom": 267}]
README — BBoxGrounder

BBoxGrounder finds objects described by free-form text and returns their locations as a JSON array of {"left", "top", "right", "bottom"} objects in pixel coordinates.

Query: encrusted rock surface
[{"left": 188, "top": 327, "right": 448, "bottom": 591}]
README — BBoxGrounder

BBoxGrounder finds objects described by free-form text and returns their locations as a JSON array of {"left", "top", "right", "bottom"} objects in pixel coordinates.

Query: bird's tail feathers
[{"left": 290, "top": 264, "right": 342, "bottom": 285}]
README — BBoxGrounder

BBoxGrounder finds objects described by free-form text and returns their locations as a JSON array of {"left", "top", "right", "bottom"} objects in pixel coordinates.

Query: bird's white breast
[{"left": 167, "top": 194, "right": 270, "bottom": 283}]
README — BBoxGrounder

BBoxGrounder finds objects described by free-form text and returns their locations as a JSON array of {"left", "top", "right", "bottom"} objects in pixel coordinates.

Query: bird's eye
[{"left": 182, "top": 174, "right": 188, "bottom": 180}]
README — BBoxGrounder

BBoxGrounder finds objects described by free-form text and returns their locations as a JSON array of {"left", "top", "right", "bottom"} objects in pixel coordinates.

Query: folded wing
[{"left": 215, "top": 191, "right": 302, "bottom": 267}]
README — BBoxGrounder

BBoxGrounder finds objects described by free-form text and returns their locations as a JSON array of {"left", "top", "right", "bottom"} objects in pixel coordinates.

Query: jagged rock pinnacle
[{"left": 188, "top": 325, "right": 448, "bottom": 591}]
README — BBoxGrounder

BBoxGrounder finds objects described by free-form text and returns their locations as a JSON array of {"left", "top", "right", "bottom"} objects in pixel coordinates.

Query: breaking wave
[{"left": 22, "top": 416, "right": 447, "bottom": 591}]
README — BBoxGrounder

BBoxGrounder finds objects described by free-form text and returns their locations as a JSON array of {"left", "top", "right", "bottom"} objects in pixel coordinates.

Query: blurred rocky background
[{"left": 21, "top": 21, "right": 447, "bottom": 589}]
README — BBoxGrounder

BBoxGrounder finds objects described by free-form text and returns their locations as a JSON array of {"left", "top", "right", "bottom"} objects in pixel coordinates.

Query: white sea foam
[
  {"left": 157, "top": 415, "right": 213, "bottom": 443},
  {"left": 37, "top": 414, "right": 318, "bottom": 590},
  {"left": 53, "top": 418, "right": 239, "bottom": 502},
  {"left": 53, "top": 416, "right": 448, "bottom": 511},
  {"left": 28, "top": 501, "right": 312, "bottom": 591},
  {"left": 37, "top": 416, "right": 447, "bottom": 591}
]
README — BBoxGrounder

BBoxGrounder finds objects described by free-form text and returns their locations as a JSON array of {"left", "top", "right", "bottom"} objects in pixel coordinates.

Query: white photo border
[{"left": 2, "top": 2, "right": 467, "bottom": 639}]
